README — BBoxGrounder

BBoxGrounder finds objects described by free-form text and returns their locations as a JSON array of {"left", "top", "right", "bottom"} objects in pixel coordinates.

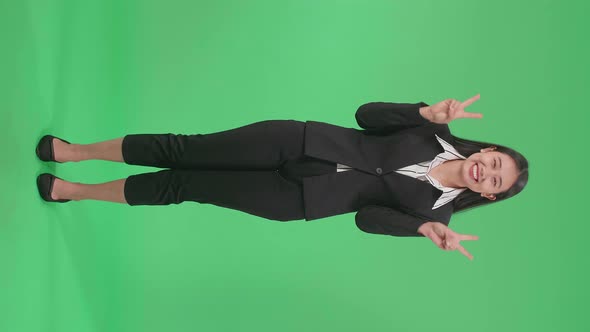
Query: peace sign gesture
[
  {"left": 423, "top": 94, "right": 483, "bottom": 124},
  {"left": 418, "top": 222, "right": 479, "bottom": 260}
]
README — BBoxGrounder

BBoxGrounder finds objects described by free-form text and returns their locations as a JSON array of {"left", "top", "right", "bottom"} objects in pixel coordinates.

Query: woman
[{"left": 35, "top": 94, "right": 529, "bottom": 260}]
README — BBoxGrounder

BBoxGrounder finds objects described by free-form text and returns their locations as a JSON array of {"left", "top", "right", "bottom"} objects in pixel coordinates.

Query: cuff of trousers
[
  {"left": 121, "top": 134, "right": 163, "bottom": 167},
  {"left": 123, "top": 171, "right": 170, "bottom": 206}
]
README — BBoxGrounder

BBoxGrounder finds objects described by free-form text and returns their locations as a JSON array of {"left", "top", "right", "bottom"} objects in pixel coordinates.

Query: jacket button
[{"left": 376, "top": 167, "right": 382, "bottom": 174}]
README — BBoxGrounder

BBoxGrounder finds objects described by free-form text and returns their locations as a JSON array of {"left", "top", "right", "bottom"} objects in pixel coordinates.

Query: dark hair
[{"left": 450, "top": 135, "right": 529, "bottom": 213}]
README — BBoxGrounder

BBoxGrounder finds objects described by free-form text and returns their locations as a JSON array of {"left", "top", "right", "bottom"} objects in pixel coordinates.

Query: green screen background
[{"left": 2, "top": 0, "right": 588, "bottom": 331}]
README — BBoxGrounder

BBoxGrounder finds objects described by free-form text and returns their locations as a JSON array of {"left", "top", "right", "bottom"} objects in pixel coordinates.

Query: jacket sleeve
[
  {"left": 355, "top": 101, "right": 431, "bottom": 134},
  {"left": 355, "top": 205, "right": 450, "bottom": 237}
]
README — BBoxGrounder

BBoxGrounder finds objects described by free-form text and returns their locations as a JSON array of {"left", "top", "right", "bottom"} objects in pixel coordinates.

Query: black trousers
[{"left": 122, "top": 120, "right": 336, "bottom": 221}]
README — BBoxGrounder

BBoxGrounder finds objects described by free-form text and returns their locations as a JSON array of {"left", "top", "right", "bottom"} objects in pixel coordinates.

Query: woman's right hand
[{"left": 417, "top": 221, "right": 479, "bottom": 260}]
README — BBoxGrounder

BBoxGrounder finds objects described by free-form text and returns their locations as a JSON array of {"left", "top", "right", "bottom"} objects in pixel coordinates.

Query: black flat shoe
[
  {"left": 36, "top": 173, "right": 71, "bottom": 203},
  {"left": 36, "top": 134, "right": 71, "bottom": 163}
]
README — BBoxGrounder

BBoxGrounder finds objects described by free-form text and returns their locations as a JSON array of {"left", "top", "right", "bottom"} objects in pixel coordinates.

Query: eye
[
  {"left": 493, "top": 178, "right": 497, "bottom": 186},
  {"left": 494, "top": 159, "right": 497, "bottom": 168}
]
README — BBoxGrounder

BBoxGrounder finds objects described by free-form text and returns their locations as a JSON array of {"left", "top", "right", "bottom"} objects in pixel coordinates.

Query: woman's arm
[
  {"left": 355, "top": 94, "right": 482, "bottom": 134},
  {"left": 354, "top": 204, "right": 441, "bottom": 237},
  {"left": 354, "top": 102, "right": 431, "bottom": 134},
  {"left": 355, "top": 205, "right": 479, "bottom": 260}
]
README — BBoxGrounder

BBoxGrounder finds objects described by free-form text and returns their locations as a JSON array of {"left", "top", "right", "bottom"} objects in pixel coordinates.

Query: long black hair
[{"left": 450, "top": 135, "right": 529, "bottom": 213}]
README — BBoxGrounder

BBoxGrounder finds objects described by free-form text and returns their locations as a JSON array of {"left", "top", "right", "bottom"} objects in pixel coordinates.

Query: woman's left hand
[{"left": 420, "top": 94, "right": 483, "bottom": 124}]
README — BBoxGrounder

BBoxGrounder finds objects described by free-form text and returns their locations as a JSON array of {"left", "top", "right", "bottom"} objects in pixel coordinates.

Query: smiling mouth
[{"left": 470, "top": 163, "right": 479, "bottom": 182}]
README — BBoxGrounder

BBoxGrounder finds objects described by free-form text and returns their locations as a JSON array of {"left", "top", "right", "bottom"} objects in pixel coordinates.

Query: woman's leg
[
  {"left": 55, "top": 120, "right": 304, "bottom": 168},
  {"left": 51, "top": 178, "right": 128, "bottom": 203},
  {"left": 121, "top": 120, "right": 305, "bottom": 170},
  {"left": 54, "top": 169, "right": 305, "bottom": 221},
  {"left": 52, "top": 137, "right": 124, "bottom": 163},
  {"left": 123, "top": 169, "right": 305, "bottom": 221}
]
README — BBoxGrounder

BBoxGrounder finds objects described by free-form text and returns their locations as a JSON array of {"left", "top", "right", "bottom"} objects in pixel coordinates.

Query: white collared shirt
[{"left": 336, "top": 134, "right": 466, "bottom": 210}]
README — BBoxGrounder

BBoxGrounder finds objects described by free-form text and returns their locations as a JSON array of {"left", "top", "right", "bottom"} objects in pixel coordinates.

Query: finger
[
  {"left": 459, "top": 234, "right": 479, "bottom": 241},
  {"left": 442, "top": 232, "right": 455, "bottom": 248},
  {"left": 461, "top": 94, "right": 480, "bottom": 108},
  {"left": 430, "top": 234, "right": 444, "bottom": 249},
  {"left": 456, "top": 110, "right": 483, "bottom": 119},
  {"left": 433, "top": 99, "right": 453, "bottom": 112},
  {"left": 457, "top": 245, "right": 473, "bottom": 260},
  {"left": 443, "top": 240, "right": 455, "bottom": 251},
  {"left": 449, "top": 100, "right": 461, "bottom": 112}
]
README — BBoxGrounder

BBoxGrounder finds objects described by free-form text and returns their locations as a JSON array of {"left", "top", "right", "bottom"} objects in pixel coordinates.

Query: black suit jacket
[{"left": 301, "top": 101, "right": 457, "bottom": 237}]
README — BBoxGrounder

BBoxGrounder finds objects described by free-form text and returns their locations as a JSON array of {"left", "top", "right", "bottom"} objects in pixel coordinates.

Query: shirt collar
[
  {"left": 434, "top": 134, "right": 466, "bottom": 159},
  {"left": 426, "top": 135, "right": 467, "bottom": 209}
]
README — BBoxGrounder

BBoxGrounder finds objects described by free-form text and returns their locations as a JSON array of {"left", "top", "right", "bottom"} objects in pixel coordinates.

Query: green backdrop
[{"left": 2, "top": 0, "right": 588, "bottom": 331}]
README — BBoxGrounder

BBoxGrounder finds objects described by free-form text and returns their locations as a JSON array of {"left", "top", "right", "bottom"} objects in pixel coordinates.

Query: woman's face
[{"left": 461, "top": 148, "right": 520, "bottom": 200}]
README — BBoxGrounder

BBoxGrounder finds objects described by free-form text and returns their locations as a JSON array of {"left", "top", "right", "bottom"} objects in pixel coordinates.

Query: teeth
[{"left": 473, "top": 164, "right": 478, "bottom": 181}]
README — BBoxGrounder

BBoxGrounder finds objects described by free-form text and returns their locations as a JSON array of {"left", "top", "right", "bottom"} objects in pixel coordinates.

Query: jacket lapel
[
  {"left": 381, "top": 123, "right": 453, "bottom": 173},
  {"left": 383, "top": 172, "right": 442, "bottom": 217}
]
